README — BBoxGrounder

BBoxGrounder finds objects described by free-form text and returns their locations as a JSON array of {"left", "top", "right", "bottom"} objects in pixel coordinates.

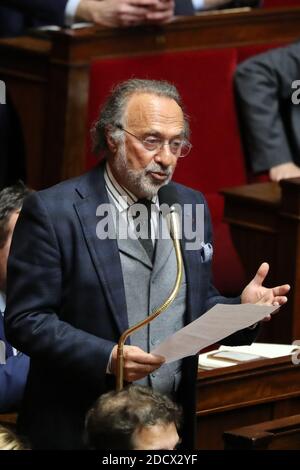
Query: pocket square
[{"left": 200, "top": 242, "right": 213, "bottom": 263}]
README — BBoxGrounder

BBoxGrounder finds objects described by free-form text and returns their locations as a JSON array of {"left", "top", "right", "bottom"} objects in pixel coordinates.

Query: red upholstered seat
[{"left": 237, "top": 43, "right": 283, "bottom": 64}]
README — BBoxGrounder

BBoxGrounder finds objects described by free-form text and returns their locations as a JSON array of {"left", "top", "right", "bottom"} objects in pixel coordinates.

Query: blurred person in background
[
  {"left": 235, "top": 41, "right": 300, "bottom": 181},
  {"left": 0, "top": 183, "right": 30, "bottom": 413}
]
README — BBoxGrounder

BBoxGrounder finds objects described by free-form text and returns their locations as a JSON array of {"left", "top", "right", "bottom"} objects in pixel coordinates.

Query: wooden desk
[
  {"left": 196, "top": 355, "right": 300, "bottom": 449},
  {"left": 1, "top": 7, "right": 300, "bottom": 188},
  {"left": 0, "top": 413, "right": 17, "bottom": 426},
  {"left": 223, "top": 413, "right": 300, "bottom": 449},
  {"left": 222, "top": 178, "right": 300, "bottom": 343}
]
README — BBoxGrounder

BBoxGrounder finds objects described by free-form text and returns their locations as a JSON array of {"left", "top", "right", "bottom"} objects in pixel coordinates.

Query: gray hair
[{"left": 91, "top": 78, "right": 190, "bottom": 155}]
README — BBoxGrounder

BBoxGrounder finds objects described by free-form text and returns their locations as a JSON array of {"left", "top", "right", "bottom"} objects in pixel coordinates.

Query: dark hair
[
  {"left": 91, "top": 78, "right": 190, "bottom": 155},
  {"left": 84, "top": 385, "right": 182, "bottom": 450},
  {"left": 0, "top": 182, "right": 31, "bottom": 247},
  {"left": 0, "top": 425, "right": 29, "bottom": 450}
]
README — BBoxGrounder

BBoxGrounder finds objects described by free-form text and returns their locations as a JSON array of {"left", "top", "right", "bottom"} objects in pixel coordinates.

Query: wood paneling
[
  {"left": 197, "top": 356, "right": 300, "bottom": 449},
  {"left": 222, "top": 178, "right": 300, "bottom": 343}
]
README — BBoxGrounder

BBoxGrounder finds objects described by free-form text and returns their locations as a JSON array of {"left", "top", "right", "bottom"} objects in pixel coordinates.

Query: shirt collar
[
  {"left": 104, "top": 162, "right": 158, "bottom": 213},
  {"left": 0, "top": 291, "right": 6, "bottom": 315}
]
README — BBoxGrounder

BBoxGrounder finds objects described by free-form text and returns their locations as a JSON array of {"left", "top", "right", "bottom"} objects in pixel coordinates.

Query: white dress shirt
[
  {"left": 192, "top": 0, "right": 205, "bottom": 9},
  {"left": 0, "top": 291, "right": 17, "bottom": 356},
  {"left": 65, "top": 0, "right": 82, "bottom": 25},
  {"left": 104, "top": 163, "right": 160, "bottom": 245},
  {"left": 0, "top": 292, "right": 5, "bottom": 315}
]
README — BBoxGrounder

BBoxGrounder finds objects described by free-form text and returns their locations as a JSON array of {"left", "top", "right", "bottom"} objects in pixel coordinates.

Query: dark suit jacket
[
  {"left": 0, "top": 95, "right": 26, "bottom": 190},
  {"left": 235, "top": 41, "right": 300, "bottom": 173},
  {"left": 0, "top": 0, "right": 67, "bottom": 37},
  {"left": 0, "top": 313, "right": 29, "bottom": 412},
  {"left": 175, "top": 0, "right": 195, "bottom": 15},
  {"left": 5, "top": 163, "right": 257, "bottom": 449}
]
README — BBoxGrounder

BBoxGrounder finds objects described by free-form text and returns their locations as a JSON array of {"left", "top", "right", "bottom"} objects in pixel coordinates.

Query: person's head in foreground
[
  {"left": 85, "top": 385, "right": 182, "bottom": 450},
  {"left": 0, "top": 425, "right": 28, "bottom": 450},
  {"left": 0, "top": 182, "right": 31, "bottom": 292}
]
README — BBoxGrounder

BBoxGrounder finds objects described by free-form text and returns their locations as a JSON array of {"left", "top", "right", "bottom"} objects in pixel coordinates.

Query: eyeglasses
[{"left": 116, "top": 125, "right": 192, "bottom": 158}]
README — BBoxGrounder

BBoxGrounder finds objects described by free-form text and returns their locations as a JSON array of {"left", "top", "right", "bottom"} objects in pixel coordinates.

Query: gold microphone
[{"left": 116, "top": 187, "right": 183, "bottom": 391}]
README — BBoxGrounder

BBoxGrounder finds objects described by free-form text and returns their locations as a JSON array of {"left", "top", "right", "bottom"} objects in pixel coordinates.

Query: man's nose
[{"left": 154, "top": 143, "right": 176, "bottom": 166}]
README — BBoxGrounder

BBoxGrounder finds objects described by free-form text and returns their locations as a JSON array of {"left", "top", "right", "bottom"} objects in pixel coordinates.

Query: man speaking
[{"left": 5, "top": 79, "right": 289, "bottom": 449}]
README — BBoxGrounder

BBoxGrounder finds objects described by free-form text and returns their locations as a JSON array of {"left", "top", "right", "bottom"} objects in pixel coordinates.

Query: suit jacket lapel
[
  {"left": 179, "top": 198, "right": 202, "bottom": 325},
  {"left": 74, "top": 163, "right": 128, "bottom": 336},
  {"left": 181, "top": 241, "right": 201, "bottom": 324},
  {"left": 152, "top": 214, "right": 173, "bottom": 280},
  {"left": 117, "top": 216, "right": 153, "bottom": 269}
]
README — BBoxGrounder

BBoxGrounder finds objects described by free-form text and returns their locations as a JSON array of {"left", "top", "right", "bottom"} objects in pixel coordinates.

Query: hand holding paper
[{"left": 152, "top": 303, "right": 280, "bottom": 364}]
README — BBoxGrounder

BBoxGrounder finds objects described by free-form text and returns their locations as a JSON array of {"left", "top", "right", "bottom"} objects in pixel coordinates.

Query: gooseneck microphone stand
[{"left": 116, "top": 197, "right": 183, "bottom": 391}]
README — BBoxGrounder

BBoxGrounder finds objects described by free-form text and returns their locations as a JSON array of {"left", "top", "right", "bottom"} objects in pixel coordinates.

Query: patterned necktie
[{"left": 132, "top": 198, "right": 154, "bottom": 262}]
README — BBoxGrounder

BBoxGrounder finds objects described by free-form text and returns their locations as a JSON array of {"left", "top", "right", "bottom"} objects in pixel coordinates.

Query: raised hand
[{"left": 241, "top": 262, "right": 290, "bottom": 320}]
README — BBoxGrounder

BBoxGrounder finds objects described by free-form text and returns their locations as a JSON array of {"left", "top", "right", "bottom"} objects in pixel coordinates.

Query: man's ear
[{"left": 105, "top": 127, "right": 118, "bottom": 154}]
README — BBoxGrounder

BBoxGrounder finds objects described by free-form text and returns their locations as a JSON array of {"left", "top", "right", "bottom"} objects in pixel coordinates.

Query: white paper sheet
[
  {"left": 218, "top": 342, "right": 300, "bottom": 358},
  {"left": 198, "top": 351, "right": 238, "bottom": 369},
  {"left": 198, "top": 342, "right": 300, "bottom": 370},
  {"left": 151, "top": 303, "right": 279, "bottom": 363}
]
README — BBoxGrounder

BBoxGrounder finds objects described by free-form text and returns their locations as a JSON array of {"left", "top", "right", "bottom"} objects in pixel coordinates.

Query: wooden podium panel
[
  {"left": 196, "top": 356, "right": 300, "bottom": 449},
  {"left": 0, "top": 413, "right": 17, "bottom": 426},
  {"left": 222, "top": 178, "right": 300, "bottom": 343},
  {"left": 223, "top": 413, "right": 300, "bottom": 449}
]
